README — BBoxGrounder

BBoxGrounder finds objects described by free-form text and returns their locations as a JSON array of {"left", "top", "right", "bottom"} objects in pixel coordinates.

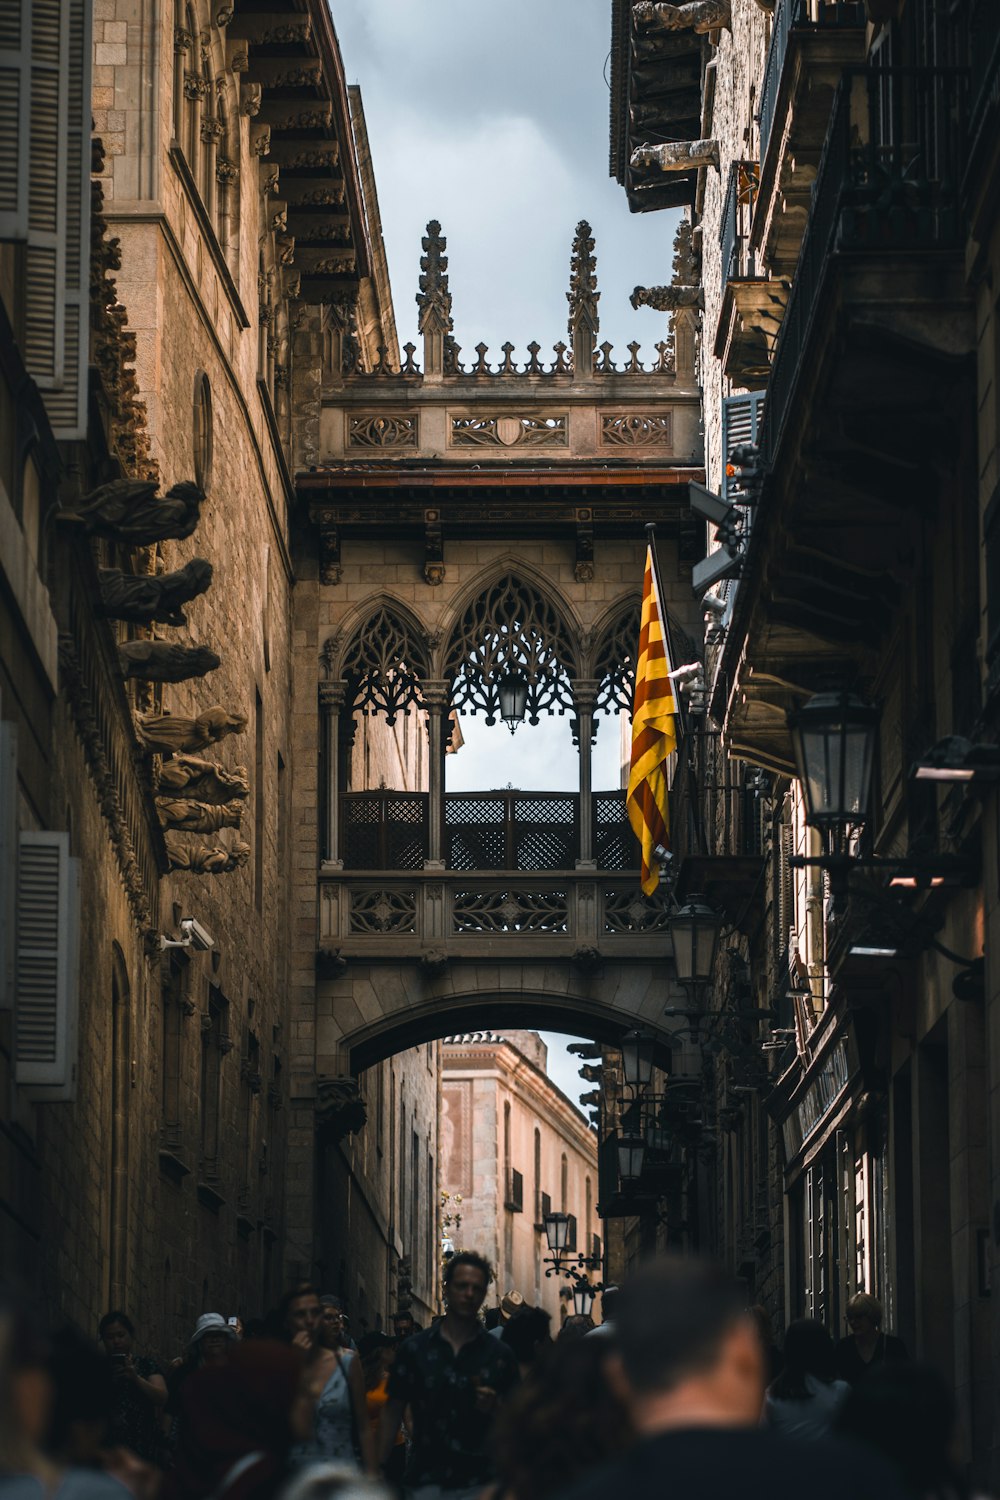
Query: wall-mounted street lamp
[
  {"left": 670, "top": 896, "right": 723, "bottom": 994},
  {"left": 498, "top": 669, "right": 529, "bottom": 734},
  {"left": 543, "top": 1211, "right": 603, "bottom": 1311},
  {"left": 616, "top": 1132, "right": 646, "bottom": 1185},
  {"left": 621, "top": 1029, "right": 655, "bottom": 1091},
  {"left": 911, "top": 735, "right": 1000, "bottom": 785},
  {"left": 788, "top": 690, "right": 878, "bottom": 839}
]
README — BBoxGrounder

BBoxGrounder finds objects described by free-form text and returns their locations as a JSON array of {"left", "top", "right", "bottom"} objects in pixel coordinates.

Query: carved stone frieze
[
  {"left": 600, "top": 413, "right": 674, "bottom": 447},
  {"left": 260, "top": 104, "right": 333, "bottom": 132},
  {"left": 294, "top": 220, "right": 350, "bottom": 245},
  {"left": 450, "top": 415, "right": 567, "bottom": 448},
  {"left": 285, "top": 183, "right": 345, "bottom": 208},
  {"left": 270, "top": 144, "right": 339, "bottom": 171},
  {"left": 347, "top": 414, "right": 418, "bottom": 449},
  {"left": 251, "top": 61, "right": 322, "bottom": 89},
  {"left": 349, "top": 888, "right": 418, "bottom": 934}
]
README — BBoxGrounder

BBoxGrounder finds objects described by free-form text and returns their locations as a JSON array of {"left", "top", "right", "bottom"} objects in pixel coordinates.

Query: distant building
[{"left": 441, "top": 1032, "right": 599, "bottom": 1325}]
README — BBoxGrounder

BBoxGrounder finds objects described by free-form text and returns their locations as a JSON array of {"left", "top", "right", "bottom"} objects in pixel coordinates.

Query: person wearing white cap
[{"left": 165, "top": 1312, "right": 239, "bottom": 1458}]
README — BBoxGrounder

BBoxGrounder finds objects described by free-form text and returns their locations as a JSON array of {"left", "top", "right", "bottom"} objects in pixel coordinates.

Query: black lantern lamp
[
  {"left": 621, "top": 1029, "right": 654, "bottom": 1091},
  {"left": 572, "top": 1280, "right": 596, "bottom": 1318},
  {"left": 617, "top": 1132, "right": 646, "bottom": 1186},
  {"left": 670, "top": 895, "right": 723, "bottom": 991},
  {"left": 543, "top": 1211, "right": 571, "bottom": 1254},
  {"left": 787, "top": 690, "right": 878, "bottom": 840},
  {"left": 498, "top": 669, "right": 529, "bottom": 734}
]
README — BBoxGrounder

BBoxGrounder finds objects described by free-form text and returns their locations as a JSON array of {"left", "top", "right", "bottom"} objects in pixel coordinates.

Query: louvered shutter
[
  {"left": 45, "top": 0, "right": 91, "bottom": 439},
  {"left": 0, "top": 0, "right": 31, "bottom": 242},
  {"left": 721, "top": 392, "right": 766, "bottom": 502},
  {"left": 0, "top": 722, "right": 17, "bottom": 1010},
  {"left": 15, "top": 831, "right": 81, "bottom": 1096}
]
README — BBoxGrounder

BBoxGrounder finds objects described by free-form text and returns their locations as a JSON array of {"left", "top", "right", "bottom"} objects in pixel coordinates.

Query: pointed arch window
[
  {"left": 444, "top": 573, "right": 577, "bottom": 723},
  {"left": 341, "top": 606, "right": 430, "bottom": 724},
  {"left": 593, "top": 601, "right": 641, "bottom": 716}
]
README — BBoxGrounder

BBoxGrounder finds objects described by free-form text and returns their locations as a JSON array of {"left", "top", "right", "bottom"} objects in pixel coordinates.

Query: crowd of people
[{"left": 0, "top": 1254, "right": 980, "bottom": 1500}]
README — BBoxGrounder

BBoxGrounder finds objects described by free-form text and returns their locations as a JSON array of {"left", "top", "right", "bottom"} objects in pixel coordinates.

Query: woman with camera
[{"left": 98, "top": 1312, "right": 166, "bottom": 1464}]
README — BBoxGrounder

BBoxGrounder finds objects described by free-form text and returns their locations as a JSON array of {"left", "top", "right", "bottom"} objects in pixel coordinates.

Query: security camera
[
  {"left": 702, "top": 591, "right": 727, "bottom": 617},
  {"left": 160, "top": 916, "right": 215, "bottom": 953},
  {"left": 180, "top": 916, "right": 215, "bottom": 951}
]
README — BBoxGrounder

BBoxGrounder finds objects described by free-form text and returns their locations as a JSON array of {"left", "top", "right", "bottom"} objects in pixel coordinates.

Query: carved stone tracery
[
  {"left": 594, "top": 602, "right": 642, "bottom": 714},
  {"left": 444, "top": 574, "right": 577, "bottom": 723},
  {"left": 601, "top": 413, "right": 674, "bottom": 447},
  {"left": 341, "top": 607, "right": 430, "bottom": 724},
  {"left": 450, "top": 415, "right": 567, "bottom": 449}
]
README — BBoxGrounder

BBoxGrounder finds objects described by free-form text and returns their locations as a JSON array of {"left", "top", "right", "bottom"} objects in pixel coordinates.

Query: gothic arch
[
  {"left": 327, "top": 599, "right": 432, "bottom": 724},
  {"left": 443, "top": 568, "right": 581, "bottom": 724},
  {"left": 590, "top": 595, "right": 642, "bottom": 717}
]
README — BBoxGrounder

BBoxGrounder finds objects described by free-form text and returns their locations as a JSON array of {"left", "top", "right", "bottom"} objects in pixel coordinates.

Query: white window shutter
[
  {"left": 0, "top": 0, "right": 32, "bottom": 242},
  {"left": 0, "top": 721, "right": 17, "bottom": 1010},
  {"left": 15, "top": 831, "right": 81, "bottom": 1097},
  {"left": 24, "top": 0, "right": 68, "bottom": 393}
]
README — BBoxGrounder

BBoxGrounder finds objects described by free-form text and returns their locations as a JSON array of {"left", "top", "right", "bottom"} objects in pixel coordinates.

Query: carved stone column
[
  {"left": 572, "top": 680, "right": 600, "bottom": 869},
  {"left": 320, "top": 679, "right": 347, "bottom": 869},
  {"left": 422, "top": 680, "right": 451, "bottom": 868}
]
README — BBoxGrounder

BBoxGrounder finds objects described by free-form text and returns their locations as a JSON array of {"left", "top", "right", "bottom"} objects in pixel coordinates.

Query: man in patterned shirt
[{"left": 378, "top": 1251, "right": 518, "bottom": 1500}]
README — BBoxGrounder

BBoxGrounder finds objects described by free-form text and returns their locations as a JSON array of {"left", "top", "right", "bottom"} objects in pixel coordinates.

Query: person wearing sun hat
[{"left": 487, "top": 1290, "right": 526, "bottom": 1340}]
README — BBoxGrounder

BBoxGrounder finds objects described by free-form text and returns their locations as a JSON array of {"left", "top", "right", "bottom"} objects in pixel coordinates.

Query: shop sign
[{"left": 781, "top": 1039, "right": 850, "bottom": 1161}]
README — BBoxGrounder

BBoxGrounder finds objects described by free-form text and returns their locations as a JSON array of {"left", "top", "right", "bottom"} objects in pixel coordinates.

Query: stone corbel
[
  {"left": 225, "top": 39, "right": 248, "bottom": 72},
  {"left": 268, "top": 202, "right": 288, "bottom": 234},
  {"left": 250, "top": 123, "right": 271, "bottom": 158},
  {"left": 259, "top": 162, "right": 279, "bottom": 196},
  {"left": 423, "top": 508, "right": 445, "bottom": 585},
  {"left": 574, "top": 507, "right": 595, "bottom": 583},
  {"left": 215, "top": 1, "right": 234, "bottom": 23},
  {"left": 281, "top": 268, "right": 301, "bottom": 299},
  {"left": 240, "top": 81, "right": 261, "bottom": 117},
  {"left": 316, "top": 512, "right": 341, "bottom": 586},
  {"left": 316, "top": 1077, "right": 367, "bottom": 1145},
  {"left": 276, "top": 234, "right": 295, "bottom": 265},
  {"left": 631, "top": 138, "right": 720, "bottom": 173}
]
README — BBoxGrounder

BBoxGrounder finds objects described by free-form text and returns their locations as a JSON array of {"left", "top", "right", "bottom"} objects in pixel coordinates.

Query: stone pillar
[
  {"left": 423, "top": 681, "right": 451, "bottom": 868},
  {"left": 573, "top": 680, "right": 599, "bottom": 869},
  {"left": 320, "top": 679, "right": 347, "bottom": 869}
]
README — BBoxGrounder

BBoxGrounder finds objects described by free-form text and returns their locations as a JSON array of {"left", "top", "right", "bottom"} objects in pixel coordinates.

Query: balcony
[
  {"left": 715, "top": 66, "right": 973, "bottom": 774},
  {"left": 340, "top": 789, "right": 634, "bottom": 872},
  {"left": 714, "top": 161, "right": 786, "bottom": 385},
  {"left": 753, "top": 0, "right": 867, "bottom": 280}
]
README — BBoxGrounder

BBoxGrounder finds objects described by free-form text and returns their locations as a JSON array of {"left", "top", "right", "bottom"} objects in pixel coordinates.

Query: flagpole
[{"left": 644, "top": 523, "right": 688, "bottom": 744}]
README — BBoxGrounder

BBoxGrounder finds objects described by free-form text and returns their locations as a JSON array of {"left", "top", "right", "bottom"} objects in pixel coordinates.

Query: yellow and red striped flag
[{"left": 627, "top": 546, "right": 677, "bottom": 895}]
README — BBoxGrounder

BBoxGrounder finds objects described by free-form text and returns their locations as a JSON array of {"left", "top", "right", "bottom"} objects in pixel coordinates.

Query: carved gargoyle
[
  {"left": 634, "top": 0, "right": 732, "bottom": 33},
  {"left": 631, "top": 139, "right": 720, "bottom": 173},
  {"left": 316, "top": 1076, "right": 367, "bottom": 1145},
  {"left": 98, "top": 558, "right": 213, "bottom": 626},
  {"left": 630, "top": 284, "right": 704, "bottom": 312},
  {"left": 135, "top": 705, "right": 247, "bottom": 756},
  {"left": 156, "top": 754, "right": 249, "bottom": 803},
  {"left": 119, "top": 641, "right": 220, "bottom": 682},
  {"left": 66, "top": 479, "right": 205, "bottom": 544},
  {"left": 164, "top": 834, "right": 251, "bottom": 873},
  {"left": 157, "top": 798, "right": 243, "bottom": 833}
]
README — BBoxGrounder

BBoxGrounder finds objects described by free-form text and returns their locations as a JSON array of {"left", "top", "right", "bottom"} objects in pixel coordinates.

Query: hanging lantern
[{"left": 498, "top": 670, "right": 529, "bottom": 734}]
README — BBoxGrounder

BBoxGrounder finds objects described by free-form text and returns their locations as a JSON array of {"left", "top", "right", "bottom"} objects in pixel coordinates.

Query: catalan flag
[{"left": 627, "top": 545, "right": 677, "bottom": 895}]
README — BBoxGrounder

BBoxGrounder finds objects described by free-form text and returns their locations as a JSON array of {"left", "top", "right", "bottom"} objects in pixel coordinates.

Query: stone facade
[{"left": 441, "top": 1033, "right": 599, "bottom": 1325}]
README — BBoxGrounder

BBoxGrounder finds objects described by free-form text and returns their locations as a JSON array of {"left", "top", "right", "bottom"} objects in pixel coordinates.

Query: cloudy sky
[
  {"left": 334, "top": 0, "right": 681, "bottom": 367},
  {"left": 334, "top": 0, "right": 665, "bottom": 1105}
]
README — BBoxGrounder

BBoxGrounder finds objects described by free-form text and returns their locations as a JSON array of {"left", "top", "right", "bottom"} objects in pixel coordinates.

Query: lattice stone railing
[{"left": 320, "top": 872, "right": 673, "bottom": 958}]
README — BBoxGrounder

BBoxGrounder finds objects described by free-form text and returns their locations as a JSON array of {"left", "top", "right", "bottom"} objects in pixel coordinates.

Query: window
[
  {"left": 14, "top": 832, "right": 80, "bottom": 1096},
  {"left": 199, "top": 988, "right": 227, "bottom": 1179},
  {"left": 506, "top": 1168, "right": 524, "bottom": 1213},
  {"left": 533, "top": 1128, "right": 541, "bottom": 1225},
  {"left": 566, "top": 1213, "right": 577, "bottom": 1250},
  {"left": 193, "top": 371, "right": 213, "bottom": 492},
  {"left": 560, "top": 1153, "right": 568, "bottom": 1213}
]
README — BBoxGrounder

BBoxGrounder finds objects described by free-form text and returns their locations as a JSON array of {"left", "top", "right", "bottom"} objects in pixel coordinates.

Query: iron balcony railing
[
  {"left": 758, "top": 0, "right": 867, "bottom": 168},
  {"left": 758, "top": 65, "right": 970, "bottom": 470},
  {"left": 340, "top": 788, "right": 635, "bottom": 872},
  {"left": 719, "top": 160, "right": 760, "bottom": 292}
]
